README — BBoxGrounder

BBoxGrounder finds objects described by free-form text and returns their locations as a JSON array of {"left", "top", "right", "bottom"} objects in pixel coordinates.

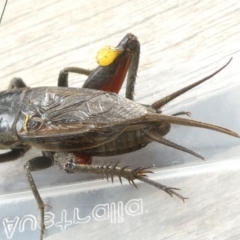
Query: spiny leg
[
  {"left": 61, "top": 159, "right": 187, "bottom": 202},
  {"left": 24, "top": 156, "right": 54, "bottom": 240}
]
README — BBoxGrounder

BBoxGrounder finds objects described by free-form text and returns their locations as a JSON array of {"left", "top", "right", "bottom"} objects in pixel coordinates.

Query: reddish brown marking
[
  {"left": 73, "top": 151, "right": 92, "bottom": 165},
  {"left": 99, "top": 54, "right": 132, "bottom": 93}
]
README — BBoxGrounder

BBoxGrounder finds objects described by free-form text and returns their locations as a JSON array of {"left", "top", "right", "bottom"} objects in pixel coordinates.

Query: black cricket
[{"left": 0, "top": 11, "right": 239, "bottom": 239}]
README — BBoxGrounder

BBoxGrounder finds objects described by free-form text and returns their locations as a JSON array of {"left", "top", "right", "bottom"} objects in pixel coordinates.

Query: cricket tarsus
[
  {"left": 136, "top": 175, "right": 188, "bottom": 202},
  {"left": 64, "top": 161, "right": 187, "bottom": 201}
]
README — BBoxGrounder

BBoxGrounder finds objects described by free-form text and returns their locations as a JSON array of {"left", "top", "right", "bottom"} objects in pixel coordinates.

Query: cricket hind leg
[
  {"left": 58, "top": 67, "right": 92, "bottom": 87},
  {"left": 58, "top": 34, "right": 140, "bottom": 100},
  {"left": 54, "top": 151, "right": 92, "bottom": 171},
  {"left": 81, "top": 33, "right": 140, "bottom": 100},
  {"left": 42, "top": 151, "right": 92, "bottom": 168},
  {"left": 62, "top": 159, "right": 187, "bottom": 202},
  {"left": 125, "top": 37, "right": 140, "bottom": 100},
  {"left": 136, "top": 175, "right": 188, "bottom": 201}
]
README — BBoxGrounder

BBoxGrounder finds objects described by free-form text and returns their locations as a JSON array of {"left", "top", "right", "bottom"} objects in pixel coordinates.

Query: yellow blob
[
  {"left": 23, "top": 114, "right": 29, "bottom": 131},
  {"left": 96, "top": 46, "right": 123, "bottom": 67}
]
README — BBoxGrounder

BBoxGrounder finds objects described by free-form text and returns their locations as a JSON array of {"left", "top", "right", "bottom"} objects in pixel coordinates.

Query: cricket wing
[{"left": 18, "top": 87, "right": 147, "bottom": 151}]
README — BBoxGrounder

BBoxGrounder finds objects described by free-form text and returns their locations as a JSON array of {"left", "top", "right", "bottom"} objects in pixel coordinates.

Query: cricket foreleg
[{"left": 24, "top": 156, "right": 54, "bottom": 240}]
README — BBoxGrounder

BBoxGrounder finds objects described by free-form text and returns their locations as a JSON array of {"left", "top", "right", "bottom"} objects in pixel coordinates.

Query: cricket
[{"left": 0, "top": 2, "right": 239, "bottom": 239}]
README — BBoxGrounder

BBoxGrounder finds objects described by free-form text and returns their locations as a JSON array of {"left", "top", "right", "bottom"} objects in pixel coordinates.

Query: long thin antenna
[{"left": 0, "top": 0, "right": 7, "bottom": 24}]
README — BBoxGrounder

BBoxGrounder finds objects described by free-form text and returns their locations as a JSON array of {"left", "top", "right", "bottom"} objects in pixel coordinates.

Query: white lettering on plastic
[
  {"left": 73, "top": 208, "right": 91, "bottom": 224},
  {"left": 19, "top": 215, "right": 37, "bottom": 232},
  {"left": 2, "top": 198, "right": 144, "bottom": 239},
  {"left": 92, "top": 203, "right": 109, "bottom": 221},
  {"left": 3, "top": 217, "right": 19, "bottom": 239},
  {"left": 55, "top": 210, "right": 72, "bottom": 231}
]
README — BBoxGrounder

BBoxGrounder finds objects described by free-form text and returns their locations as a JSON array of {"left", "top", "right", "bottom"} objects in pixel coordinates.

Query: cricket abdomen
[{"left": 82, "top": 129, "right": 151, "bottom": 156}]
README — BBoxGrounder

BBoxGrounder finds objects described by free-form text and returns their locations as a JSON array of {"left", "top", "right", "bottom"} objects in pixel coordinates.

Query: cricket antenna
[{"left": 0, "top": 0, "right": 7, "bottom": 24}]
